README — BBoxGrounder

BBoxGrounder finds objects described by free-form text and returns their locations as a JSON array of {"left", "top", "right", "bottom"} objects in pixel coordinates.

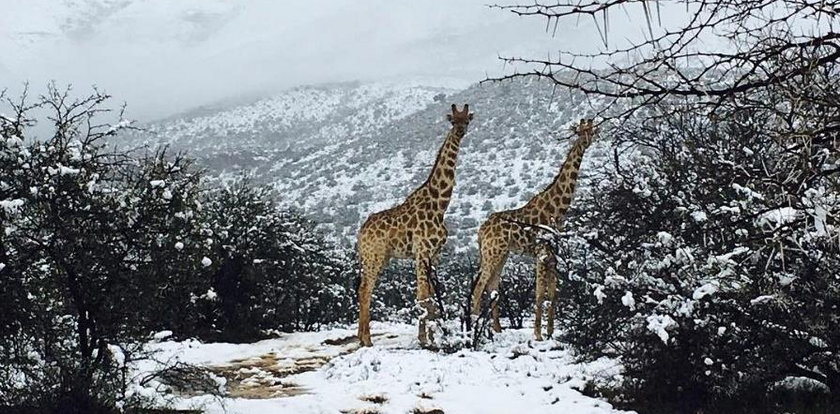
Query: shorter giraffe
[
  {"left": 357, "top": 104, "right": 474, "bottom": 347},
  {"left": 470, "top": 119, "right": 599, "bottom": 340}
]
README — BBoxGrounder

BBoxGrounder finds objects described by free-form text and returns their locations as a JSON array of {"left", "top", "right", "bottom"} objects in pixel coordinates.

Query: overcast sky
[{"left": 1, "top": 0, "right": 688, "bottom": 121}]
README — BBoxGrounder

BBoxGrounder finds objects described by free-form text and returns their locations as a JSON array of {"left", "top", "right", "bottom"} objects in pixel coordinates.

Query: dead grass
[
  {"left": 322, "top": 333, "right": 399, "bottom": 346},
  {"left": 323, "top": 335, "right": 359, "bottom": 346},
  {"left": 359, "top": 394, "right": 389, "bottom": 404},
  {"left": 340, "top": 409, "right": 381, "bottom": 414},
  {"left": 412, "top": 408, "right": 445, "bottom": 414}
]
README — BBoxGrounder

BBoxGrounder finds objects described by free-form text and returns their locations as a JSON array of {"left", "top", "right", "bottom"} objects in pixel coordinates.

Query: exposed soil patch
[
  {"left": 210, "top": 351, "right": 334, "bottom": 398},
  {"left": 209, "top": 333, "right": 401, "bottom": 399},
  {"left": 191, "top": 332, "right": 404, "bottom": 400}
]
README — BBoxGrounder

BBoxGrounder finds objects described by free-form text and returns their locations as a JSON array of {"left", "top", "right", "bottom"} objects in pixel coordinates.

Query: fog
[{"left": 1, "top": 0, "right": 692, "bottom": 121}]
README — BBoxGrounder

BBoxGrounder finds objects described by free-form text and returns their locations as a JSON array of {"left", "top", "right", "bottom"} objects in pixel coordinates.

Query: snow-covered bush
[
  {"left": 557, "top": 65, "right": 840, "bottom": 412},
  {"left": 0, "top": 86, "right": 213, "bottom": 412},
  {"left": 196, "top": 179, "right": 354, "bottom": 342},
  {"left": 497, "top": 259, "right": 536, "bottom": 329},
  {"left": 0, "top": 86, "right": 355, "bottom": 411}
]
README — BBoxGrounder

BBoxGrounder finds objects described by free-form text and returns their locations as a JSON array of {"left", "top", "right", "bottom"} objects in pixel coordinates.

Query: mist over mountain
[{"left": 1, "top": 0, "right": 575, "bottom": 120}]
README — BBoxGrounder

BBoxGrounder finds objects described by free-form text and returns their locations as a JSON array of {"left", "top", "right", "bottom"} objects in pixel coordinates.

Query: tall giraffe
[
  {"left": 357, "top": 104, "right": 474, "bottom": 347},
  {"left": 470, "top": 119, "right": 598, "bottom": 340}
]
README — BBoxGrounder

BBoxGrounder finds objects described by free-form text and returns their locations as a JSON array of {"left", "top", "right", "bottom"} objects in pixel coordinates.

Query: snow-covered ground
[{"left": 137, "top": 322, "right": 631, "bottom": 414}]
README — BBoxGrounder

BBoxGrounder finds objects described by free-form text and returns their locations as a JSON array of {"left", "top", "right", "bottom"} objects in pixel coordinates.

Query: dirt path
[{"left": 209, "top": 333, "right": 396, "bottom": 399}]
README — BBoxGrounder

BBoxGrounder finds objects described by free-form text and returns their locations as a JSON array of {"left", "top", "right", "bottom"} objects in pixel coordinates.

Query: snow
[
  {"left": 777, "top": 273, "right": 796, "bottom": 286},
  {"left": 709, "top": 246, "right": 750, "bottom": 266},
  {"left": 0, "top": 198, "right": 25, "bottom": 213},
  {"left": 108, "top": 344, "right": 126, "bottom": 367},
  {"left": 750, "top": 295, "right": 775, "bottom": 305},
  {"left": 135, "top": 323, "right": 629, "bottom": 414},
  {"left": 646, "top": 315, "right": 676, "bottom": 343},
  {"left": 107, "top": 119, "right": 132, "bottom": 134},
  {"left": 758, "top": 207, "right": 799, "bottom": 228},
  {"left": 620, "top": 291, "right": 635, "bottom": 310},
  {"left": 803, "top": 187, "right": 833, "bottom": 237},
  {"left": 201, "top": 288, "right": 218, "bottom": 301},
  {"left": 150, "top": 179, "right": 166, "bottom": 188},
  {"left": 692, "top": 283, "right": 718, "bottom": 300},
  {"left": 731, "top": 183, "right": 764, "bottom": 200},
  {"left": 152, "top": 330, "right": 173, "bottom": 340},
  {"left": 656, "top": 231, "right": 673, "bottom": 246},
  {"left": 690, "top": 210, "right": 708, "bottom": 222},
  {"left": 593, "top": 285, "right": 606, "bottom": 304},
  {"left": 201, "top": 257, "right": 212, "bottom": 267},
  {"left": 58, "top": 164, "right": 80, "bottom": 176},
  {"left": 675, "top": 247, "right": 695, "bottom": 264},
  {"left": 174, "top": 241, "right": 184, "bottom": 250},
  {"left": 812, "top": 204, "right": 828, "bottom": 236}
]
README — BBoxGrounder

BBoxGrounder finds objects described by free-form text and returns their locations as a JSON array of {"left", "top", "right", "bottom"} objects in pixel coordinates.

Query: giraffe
[
  {"left": 356, "top": 104, "right": 474, "bottom": 347},
  {"left": 469, "top": 119, "right": 598, "bottom": 341}
]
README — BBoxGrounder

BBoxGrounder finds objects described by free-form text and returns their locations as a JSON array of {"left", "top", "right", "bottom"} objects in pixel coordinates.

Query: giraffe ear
[
  {"left": 468, "top": 113, "right": 474, "bottom": 121},
  {"left": 446, "top": 113, "right": 454, "bottom": 122}
]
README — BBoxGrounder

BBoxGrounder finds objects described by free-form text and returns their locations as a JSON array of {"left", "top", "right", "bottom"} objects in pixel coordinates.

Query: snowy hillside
[
  {"left": 128, "top": 78, "right": 612, "bottom": 248},
  {"left": 136, "top": 323, "right": 628, "bottom": 414}
]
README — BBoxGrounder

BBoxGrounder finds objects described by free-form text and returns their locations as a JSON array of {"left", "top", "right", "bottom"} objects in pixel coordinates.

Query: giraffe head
[
  {"left": 446, "top": 104, "right": 473, "bottom": 131},
  {"left": 570, "top": 118, "right": 598, "bottom": 139}
]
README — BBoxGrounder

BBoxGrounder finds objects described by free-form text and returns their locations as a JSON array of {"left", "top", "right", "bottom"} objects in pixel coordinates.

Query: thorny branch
[{"left": 488, "top": 0, "right": 840, "bottom": 121}]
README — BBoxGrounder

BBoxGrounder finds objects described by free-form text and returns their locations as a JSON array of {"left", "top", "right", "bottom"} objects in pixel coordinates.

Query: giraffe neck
[
  {"left": 520, "top": 132, "right": 594, "bottom": 225},
  {"left": 407, "top": 124, "right": 466, "bottom": 214}
]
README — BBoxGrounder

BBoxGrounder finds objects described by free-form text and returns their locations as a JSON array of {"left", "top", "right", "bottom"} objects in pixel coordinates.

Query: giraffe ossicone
[
  {"left": 470, "top": 118, "right": 599, "bottom": 341},
  {"left": 356, "top": 104, "right": 474, "bottom": 347}
]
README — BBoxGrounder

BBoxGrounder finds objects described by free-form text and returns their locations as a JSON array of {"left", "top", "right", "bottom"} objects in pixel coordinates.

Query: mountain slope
[{"left": 131, "top": 78, "right": 612, "bottom": 248}]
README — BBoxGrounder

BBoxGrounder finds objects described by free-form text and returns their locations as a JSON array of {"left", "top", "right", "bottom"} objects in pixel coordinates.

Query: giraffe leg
[
  {"left": 358, "top": 249, "right": 387, "bottom": 347},
  {"left": 546, "top": 266, "right": 558, "bottom": 339},
  {"left": 470, "top": 257, "right": 490, "bottom": 318},
  {"left": 492, "top": 301, "right": 502, "bottom": 332},
  {"left": 426, "top": 249, "right": 444, "bottom": 346},
  {"left": 485, "top": 275, "right": 503, "bottom": 333},
  {"left": 471, "top": 240, "right": 507, "bottom": 319},
  {"left": 415, "top": 251, "right": 438, "bottom": 347},
  {"left": 471, "top": 256, "right": 505, "bottom": 333},
  {"left": 534, "top": 260, "right": 546, "bottom": 341}
]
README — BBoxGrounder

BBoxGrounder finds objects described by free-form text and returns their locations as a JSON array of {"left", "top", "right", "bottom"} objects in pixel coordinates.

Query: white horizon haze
[{"left": 1, "top": 0, "right": 692, "bottom": 122}]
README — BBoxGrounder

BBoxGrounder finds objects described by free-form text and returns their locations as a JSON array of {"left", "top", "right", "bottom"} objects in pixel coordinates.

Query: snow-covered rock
[{"left": 646, "top": 315, "right": 676, "bottom": 343}]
